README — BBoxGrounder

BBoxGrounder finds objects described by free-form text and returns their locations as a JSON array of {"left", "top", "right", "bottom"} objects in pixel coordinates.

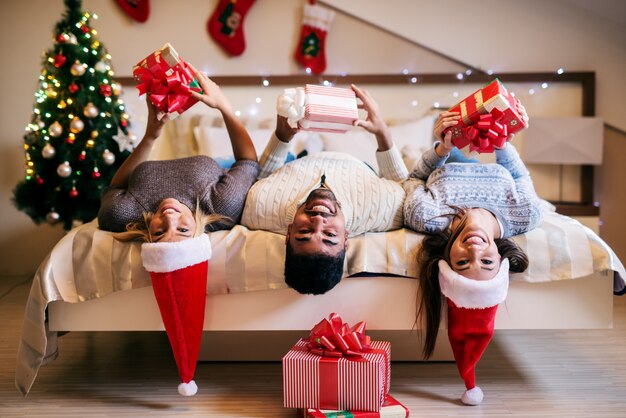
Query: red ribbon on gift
[
  {"left": 305, "top": 313, "right": 372, "bottom": 357},
  {"left": 133, "top": 51, "right": 201, "bottom": 115},
  {"left": 453, "top": 112, "right": 509, "bottom": 154}
]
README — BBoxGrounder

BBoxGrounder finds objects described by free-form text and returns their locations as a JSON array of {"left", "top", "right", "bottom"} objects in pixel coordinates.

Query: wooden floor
[{"left": 2, "top": 275, "right": 626, "bottom": 417}]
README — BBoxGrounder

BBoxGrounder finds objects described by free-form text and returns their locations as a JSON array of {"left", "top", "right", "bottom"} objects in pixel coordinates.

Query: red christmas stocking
[
  {"left": 115, "top": 0, "right": 150, "bottom": 23},
  {"left": 294, "top": 2, "right": 335, "bottom": 74},
  {"left": 207, "top": 0, "right": 257, "bottom": 57}
]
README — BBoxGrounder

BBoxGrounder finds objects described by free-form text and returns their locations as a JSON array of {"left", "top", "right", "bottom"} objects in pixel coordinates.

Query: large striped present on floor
[{"left": 283, "top": 339, "right": 391, "bottom": 412}]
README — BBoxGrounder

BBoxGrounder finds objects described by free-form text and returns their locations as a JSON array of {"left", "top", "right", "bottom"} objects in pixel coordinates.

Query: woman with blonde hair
[{"left": 96, "top": 69, "right": 259, "bottom": 397}]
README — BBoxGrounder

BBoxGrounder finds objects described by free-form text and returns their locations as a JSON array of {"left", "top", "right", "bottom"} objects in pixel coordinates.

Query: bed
[{"left": 15, "top": 72, "right": 626, "bottom": 395}]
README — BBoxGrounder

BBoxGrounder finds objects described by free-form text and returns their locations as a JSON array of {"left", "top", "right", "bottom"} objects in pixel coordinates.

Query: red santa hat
[
  {"left": 438, "top": 258, "right": 509, "bottom": 405},
  {"left": 141, "top": 234, "right": 212, "bottom": 396}
]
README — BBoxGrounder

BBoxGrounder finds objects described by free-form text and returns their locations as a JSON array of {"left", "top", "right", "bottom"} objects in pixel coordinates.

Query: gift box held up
[
  {"left": 302, "top": 394, "right": 409, "bottom": 417},
  {"left": 445, "top": 79, "right": 526, "bottom": 153},
  {"left": 277, "top": 84, "right": 358, "bottom": 133},
  {"left": 283, "top": 313, "right": 390, "bottom": 412},
  {"left": 133, "top": 43, "right": 202, "bottom": 118}
]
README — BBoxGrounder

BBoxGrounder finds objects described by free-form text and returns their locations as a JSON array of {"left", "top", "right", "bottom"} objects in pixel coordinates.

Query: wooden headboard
[{"left": 118, "top": 71, "right": 597, "bottom": 216}]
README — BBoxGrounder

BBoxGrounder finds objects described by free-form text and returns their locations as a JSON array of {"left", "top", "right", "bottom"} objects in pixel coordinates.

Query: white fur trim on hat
[
  {"left": 178, "top": 380, "right": 197, "bottom": 396},
  {"left": 438, "top": 258, "right": 509, "bottom": 309},
  {"left": 141, "top": 234, "right": 212, "bottom": 273},
  {"left": 462, "top": 386, "right": 484, "bottom": 405}
]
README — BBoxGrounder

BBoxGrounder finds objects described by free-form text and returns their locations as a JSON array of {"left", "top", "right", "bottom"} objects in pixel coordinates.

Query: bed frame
[{"left": 43, "top": 71, "right": 613, "bottom": 361}]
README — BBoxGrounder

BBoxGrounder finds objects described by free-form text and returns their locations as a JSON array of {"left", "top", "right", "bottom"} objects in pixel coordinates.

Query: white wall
[
  {"left": 325, "top": 0, "right": 626, "bottom": 132},
  {"left": 0, "top": 0, "right": 624, "bottom": 275}
]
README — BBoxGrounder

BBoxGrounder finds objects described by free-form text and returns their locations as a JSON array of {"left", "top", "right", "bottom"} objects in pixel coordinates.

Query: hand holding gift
[
  {"left": 277, "top": 84, "right": 359, "bottom": 133},
  {"left": 133, "top": 43, "right": 202, "bottom": 119},
  {"left": 443, "top": 79, "right": 528, "bottom": 153}
]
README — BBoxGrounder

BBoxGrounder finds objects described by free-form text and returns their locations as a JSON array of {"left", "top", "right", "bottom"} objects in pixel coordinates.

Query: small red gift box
[
  {"left": 302, "top": 394, "right": 409, "bottom": 417},
  {"left": 445, "top": 79, "right": 526, "bottom": 153},
  {"left": 132, "top": 43, "right": 202, "bottom": 118},
  {"left": 277, "top": 85, "right": 359, "bottom": 133},
  {"left": 283, "top": 314, "right": 391, "bottom": 412}
]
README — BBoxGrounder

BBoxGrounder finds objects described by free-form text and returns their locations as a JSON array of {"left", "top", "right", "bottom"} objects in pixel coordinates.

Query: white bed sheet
[{"left": 15, "top": 212, "right": 625, "bottom": 394}]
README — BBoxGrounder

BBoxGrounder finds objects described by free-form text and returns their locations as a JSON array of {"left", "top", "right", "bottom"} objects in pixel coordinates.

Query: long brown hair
[{"left": 416, "top": 211, "right": 529, "bottom": 359}]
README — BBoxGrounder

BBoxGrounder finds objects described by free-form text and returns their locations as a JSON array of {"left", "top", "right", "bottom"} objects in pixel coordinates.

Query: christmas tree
[{"left": 13, "top": 0, "right": 135, "bottom": 230}]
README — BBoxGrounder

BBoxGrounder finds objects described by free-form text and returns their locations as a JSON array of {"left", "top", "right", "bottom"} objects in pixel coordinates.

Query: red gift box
[
  {"left": 445, "top": 79, "right": 526, "bottom": 153},
  {"left": 132, "top": 43, "right": 202, "bottom": 118},
  {"left": 302, "top": 394, "right": 409, "bottom": 417},
  {"left": 284, "top": 339, "right": 390, "bottom": 411}
]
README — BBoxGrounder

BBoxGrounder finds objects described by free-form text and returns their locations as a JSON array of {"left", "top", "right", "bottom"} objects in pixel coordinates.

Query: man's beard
[{"left": 303, "top": 188, "right": 340, "bottom": 210}]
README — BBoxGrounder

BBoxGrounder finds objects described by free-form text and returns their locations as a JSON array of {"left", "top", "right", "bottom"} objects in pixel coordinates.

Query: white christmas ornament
[
  {"left": 95, "top": 61, "right": 107, "bottom": 72},
  {"left": 46, "top": 211, "right": 61, "bottom": 224},
  {"left": 102, "top": 149, "right": 115, "bottom": 165},
  {"left": 49, "top": 121, "right": 63, "bottom": 137},
  {"left": 41, "top": 143, "right": 56, "bottom": 159},
  {"left": 113, "top": 131, "right": 138, "bottom": 153},
  {"left": 57, "top": 161, "right": 72, "bottom": 178}
]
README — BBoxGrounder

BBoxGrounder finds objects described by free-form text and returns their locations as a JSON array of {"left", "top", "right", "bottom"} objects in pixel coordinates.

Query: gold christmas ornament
[
  {"left": 83, "top": 102, "right": 99, "bottom": 118},
  {"left": 41, "top": 143, "right": 56, "bottom": 159},
  {"left": 111, "top": 82, "right": 121, "bottom": 96},
  {"left": 91, "top": 130, "right": 99, "bottom": 138},
  {"left": 69, "top": 117, "right": 84, "bottom": 133},
  {"left": 70, "top": 60, "right": 86, "bottom": 76},
  {"left": 48, "top": 121, "right": 63, "bottom": 137}
]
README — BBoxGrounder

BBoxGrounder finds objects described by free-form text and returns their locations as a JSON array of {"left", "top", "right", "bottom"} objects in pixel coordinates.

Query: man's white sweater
[{"left": 241, "top": 134, "right": 407, "bottom": 236}]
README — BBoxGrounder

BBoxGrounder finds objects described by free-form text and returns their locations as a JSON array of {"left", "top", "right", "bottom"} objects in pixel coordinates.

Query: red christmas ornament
[
  {"left": 36, "top": 177, "right": 44, "bottom": 185},
  {"left": 68, "top": 83, "right": 79, "bottom": 94},
  {"left": 69, "top": 188, "right": 79, "bottom": 198},
  {"left": 91, "top": 170, "right": 101, "bottom": 179},
  {"left": 65, "top": 136, "right": 75, "bottom": 144},
  {"left": 56, "top": 33, "right": 68, "bottom": 43},
  {"left": 78, "top": 152, "right": 87, "bottom": 161},
  {"left": 99, "top": 84, "right": 112, "bottom": 97},
  {"left": 120, "top": 119, "right": 128, "bottom": 127},
  {"left": 53, "top": 54, "right": 67, "bottom": 68},
  {"left": 80, "top": 25, "right": 90, "bottom": 34}
]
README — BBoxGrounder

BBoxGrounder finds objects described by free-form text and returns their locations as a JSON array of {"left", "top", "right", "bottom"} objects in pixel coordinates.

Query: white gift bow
[{"left": 277, "top": 87, "right": 306, "bottom": 128}]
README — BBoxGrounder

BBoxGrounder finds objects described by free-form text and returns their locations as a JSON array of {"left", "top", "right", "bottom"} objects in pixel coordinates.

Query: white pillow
[
  {"left": 389, "top": 116, "right": 436, "bottom": 171},
  {"left": 320, "top": 116, "right": 437, "bottom": 172},
  {"left": 194, "top": 126, "right": 274, "bottom": 158},
  {"left": 320, "top": 130, "right": 380, "bottom": 171}
]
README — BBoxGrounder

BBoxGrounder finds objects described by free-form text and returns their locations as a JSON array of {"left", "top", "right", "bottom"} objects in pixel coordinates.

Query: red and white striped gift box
[
  {"left": 283, "top": 339, "right": 391, "bottom": 412},
  {"left": 298, "top": 84, "right": 359, "bottom": 133}
]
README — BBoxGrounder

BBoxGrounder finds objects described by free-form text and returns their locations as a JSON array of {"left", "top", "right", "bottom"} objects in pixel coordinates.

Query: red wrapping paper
[
  {"left": 132, "top": 43, "right": 202, "bottom": 118},
  {"left": 283, "top": 339, "right": 391, "bottom": 412},
  {"left": 445, "top": 79, "right": 526, "bottom": 153},
  {"left": 303, "top": 394, "right": 409, "bottom": 417}
]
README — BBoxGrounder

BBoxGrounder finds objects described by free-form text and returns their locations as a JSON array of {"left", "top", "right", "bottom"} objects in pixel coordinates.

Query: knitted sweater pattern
[
  {"left": 98, "top": 156, "right": 260, "bottom": 232},
  {"left": 403, "top": 145, "right": 544, "bottom": 238},
  {"left": 242, "top": 152, "right": 405, "bottom": 237}
]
